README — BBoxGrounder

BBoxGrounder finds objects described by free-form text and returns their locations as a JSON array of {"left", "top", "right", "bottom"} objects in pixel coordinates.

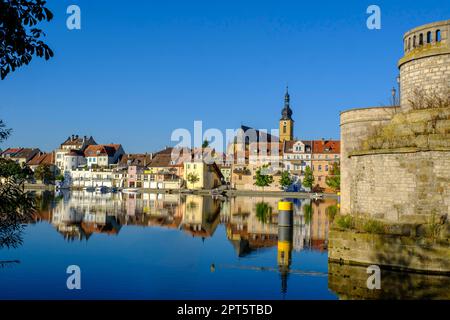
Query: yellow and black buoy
[
  {"left": 277, "top": 200, "right": 294, "bottom": 294},
  {"left": 278, "top": 201, "right": 293, "bottom": 227}
]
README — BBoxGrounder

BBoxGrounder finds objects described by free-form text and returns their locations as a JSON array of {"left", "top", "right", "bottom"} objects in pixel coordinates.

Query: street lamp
[{"left": 391, "top": 87, "right": 397, "bottom": 106}]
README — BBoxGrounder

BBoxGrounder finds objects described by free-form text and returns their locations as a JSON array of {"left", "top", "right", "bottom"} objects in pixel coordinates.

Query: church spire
[
  {"left": 281, "top": 86, "right": 293, "bottom": 121},
  {"left": 285, "top": 86, "right": 290, "bottom": 107}
]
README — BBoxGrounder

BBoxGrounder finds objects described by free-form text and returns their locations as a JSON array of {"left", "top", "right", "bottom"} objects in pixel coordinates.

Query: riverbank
[{"left": 24, "top": 184, "right": 338, "bottom": 199}]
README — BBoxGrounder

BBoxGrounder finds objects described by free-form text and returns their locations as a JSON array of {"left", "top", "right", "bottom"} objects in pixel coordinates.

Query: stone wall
[
  {"left": 400, "top": 53, "right": 450, "bottom": 109},
  {"left": 328, "top": 261, "right": 450, "bottom": 300},
  {"left": 349, "top": 150, "right": 450, "bottom": 223},
  {"left": 399, "top": 20, "right": 450, "bottom": 110},
  {"left": 340, "top": 107, "right": 397, "bottom": 214},
  {"left": 328, "top": 229, "right": 450, "bottom": 274}
]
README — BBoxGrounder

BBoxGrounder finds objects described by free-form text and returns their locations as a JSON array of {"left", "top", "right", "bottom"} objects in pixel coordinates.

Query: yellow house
[{"left": 184, "top": 161, "right": 223, "bottom": 190}]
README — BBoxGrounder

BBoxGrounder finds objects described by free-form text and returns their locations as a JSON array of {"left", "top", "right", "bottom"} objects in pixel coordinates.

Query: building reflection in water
[{"left": 35, "top": 191, "right": 335, "bottom": 293}]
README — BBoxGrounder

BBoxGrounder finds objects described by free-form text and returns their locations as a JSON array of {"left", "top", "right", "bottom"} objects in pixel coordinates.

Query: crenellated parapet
[{"left": 399, "top": 20, "right": 450, "bottom": 110}]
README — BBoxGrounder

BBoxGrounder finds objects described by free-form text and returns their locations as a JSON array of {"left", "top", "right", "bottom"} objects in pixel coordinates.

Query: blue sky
[{"left": 1, "top": 0, "right": 449, "bottom": 153}]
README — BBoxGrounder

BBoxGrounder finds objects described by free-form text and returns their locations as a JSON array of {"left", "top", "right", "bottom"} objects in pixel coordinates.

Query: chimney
[{"left": 321, "top": 138, "right": 325, "bottom": 146}]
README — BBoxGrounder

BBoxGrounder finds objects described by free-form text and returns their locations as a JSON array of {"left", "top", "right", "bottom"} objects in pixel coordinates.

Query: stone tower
[
  {"left": 279, "top": 87, "right": 294, "bottom": 142},
  {"left": 340, "top": 19, "right": 450, "bottom": 218},
  {"left": 399, "top": 20, "right": 450, "bottom": 110}
]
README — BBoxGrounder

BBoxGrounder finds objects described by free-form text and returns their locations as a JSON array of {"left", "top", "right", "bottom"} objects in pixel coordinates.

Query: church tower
[{"left": 279, "top": 87, "right": 294, "bottom": 142}]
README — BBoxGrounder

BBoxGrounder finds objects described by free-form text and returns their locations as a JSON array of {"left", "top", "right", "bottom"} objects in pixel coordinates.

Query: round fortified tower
[{"left": 399, "top": 20, "right": 450, "bottom": 110}]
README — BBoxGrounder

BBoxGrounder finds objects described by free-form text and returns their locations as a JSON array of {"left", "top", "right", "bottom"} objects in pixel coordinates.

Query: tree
[
  {"left": 0, "top": 0, "right": 54, "bottom": 80},
  {"left": 302, "top": 166, "right": 314, "bottom": 191},
  {"left": 186, "top": 172, "right": 199, "bottom": 189},
  {"left": 0, "top": 118, "right": 35, "bottom": 250},
  {"left": 255, "top": 201, "right": 272, "bottom": 224},
  {"left": 34, "top": 163, "right": 53, "bottom": 184},
  {"left": 0, "top": 120, "right": 11, "bottom": 142},
  {"left": 279, "top": 171, "right": 293, "bottom": 191},
  {"left": 303, "top": 202, "right": 313, "bottom": 224},
  {"left": 202, "top": 139, "right": 209, "bottom": 148},
  {"left": 254, "top": 165, "right": 274, "bottom": 191},
  {"left": 326, "top": 162, "right": 341, "bottom": 192},
  {"left": 0, "top": 158, "right": 33, "bottom": 181}
]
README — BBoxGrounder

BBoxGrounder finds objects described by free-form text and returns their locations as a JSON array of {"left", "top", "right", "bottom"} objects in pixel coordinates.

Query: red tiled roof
[
  {"left": 312, "top": 140, "right": 340, "bottom": 154},
  {"left": 27, "top": 152, "right": 55, "bottom": 166},
  {"left": 149, "top": 147, "right": 189, "bottom": 167},
  {"left": 1, "top": 148, "right": 23, "bottom": 155},
  {"left": 84, "top": 144, "right": 121, "bottom": 157},
  {"left": 119, "top": 153, "right": 153, "bottom": 166},
  {"left": 283, "top": 140, "right": 312, "bottom": 153}
]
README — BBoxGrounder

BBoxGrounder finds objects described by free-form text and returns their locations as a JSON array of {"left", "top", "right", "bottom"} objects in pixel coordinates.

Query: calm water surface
[{"left": 0, "top": 191, "right": 338, "bottom": 300}]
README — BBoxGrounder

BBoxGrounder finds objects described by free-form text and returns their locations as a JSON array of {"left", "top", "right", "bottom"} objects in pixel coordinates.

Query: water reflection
[
  {"left": 1, "top": 190, "right": 444, "bottom": 299},
  {"left": 37, "top": 191, "right": 334, "bottom": 254}
]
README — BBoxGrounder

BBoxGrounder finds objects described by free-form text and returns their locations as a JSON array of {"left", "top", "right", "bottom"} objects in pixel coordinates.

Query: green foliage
[
  {"left": 279, "top": 171, "right": 293, "bottom": 190},
  {"left": 302, "top": 166, "right": 314, "bottom": 190},
  {"left": 34, "top": 164, "right": 53, "bottom": 184},
  {"left": 325, "top": 162, "right": 340, "bottom": 192},
  {"left": 255, "top": 202, "right": 272, "bottom": 224},
  {"left": 254, "top": 165, "right": 274, "bottom": 189},
  {"left": 55, "top": 174, "right": 65, "bottom": 182},
  {"left": 362, "top": 219, "right": 385, "bottom": 234},
  {"left": 0, "top": 0, "right": 54, "bottom": 80},
  {"left": 325, "top": 204, "right": 339, "bottom": 222},
  {"left": 187, "top": 172, "right": 200, "bottom": 187},
  {"left": 0, "top": 118, "right": 35, "bottom": 249},
  {"left": 303, "top": 203, "right": 313, "bottom": 224},
  {"left": 202, "top": 139, "right": 209, "bottom": 148},
  {"left": 0, "top": 120, "right": 11, "bottom": 142},
  {"left": 335, "top": 215, "right": 355, "bottom": 230},
  {"left": 0, "top": 158, "right": 33, "bottom": 181}
]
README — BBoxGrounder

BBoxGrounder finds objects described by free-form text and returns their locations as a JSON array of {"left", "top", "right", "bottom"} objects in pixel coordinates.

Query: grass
[
  {"left": 335, "top": 215, "right": 355, "bottom": 230},
  {"left": 362, "top": 219, "right": 385, "bottom": 234},
  {"left": 334, "top": 215, "right": 385, "bottom": 234},
  {"left": 359, "top": 89, "right": 450, "bottom": 152}
]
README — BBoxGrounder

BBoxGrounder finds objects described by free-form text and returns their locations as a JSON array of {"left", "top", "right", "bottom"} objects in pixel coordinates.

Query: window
[
  {"left": 325, "top": 165, "right": 329, "bottom": 171},
  {"left": 436, "top": 30, "right": 441, "bottom": 42},
  {"left": 408, "top": 37, "right": 411, "bottom": 50},
  {"left": 318, "top": 165, "right": 322, "bottom": 171},
  {"left": 283, "top": 125, "right": 287, "bottom": 134},
  {"left": 419, "top": 33, "right": 423, "bottom": 45},
  {"left": 427, "top": 31, "right": 432, "bottom": 43},
  {"left": 413, "top": 35, "right": 416, "bottom": 47}
]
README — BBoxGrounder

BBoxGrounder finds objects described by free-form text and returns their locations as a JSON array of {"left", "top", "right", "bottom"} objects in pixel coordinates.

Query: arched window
[
  {"left": 413, "top": 35, "right": 416, "bottom": 47},
  {"left": 427, "top": 31, "right": 432, "bottom": 43},
  {"left": 419, "top": 33, "right": 423, "bottom": 45},
  {"left": 283, "top": 125, "right": 287, "bottom": 134},
  {"left": 404, "top": 40, "right": 407, "bottom": 52},
  {"left": 408, "top": 38, "right": 411, "bottom": 50},
  {"left": 436, "top": 30, "right": 441, "bottom": 42}
]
